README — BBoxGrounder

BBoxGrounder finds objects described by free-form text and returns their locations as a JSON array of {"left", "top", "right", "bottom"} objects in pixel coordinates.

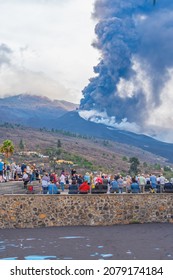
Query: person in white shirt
[
  {"left": 22, "top": 171, "right": 30, "bottom": 189},
  {"left": 157, "top": 174, "right": 166, "bottom": 193},
  {"left": 59, "top": 172, "right": 66, "bottom": 192},
  {"left": 138, "top": 174, "right": 146, "bottom": 193}
]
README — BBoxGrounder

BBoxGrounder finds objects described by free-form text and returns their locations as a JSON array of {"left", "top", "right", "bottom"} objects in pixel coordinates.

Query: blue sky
[{"left": 0, "top": 0, "right": 99, "bottom": 103}]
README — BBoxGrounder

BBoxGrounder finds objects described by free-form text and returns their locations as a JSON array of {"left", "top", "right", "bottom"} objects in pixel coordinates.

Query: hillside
[
  {"left": 0, "top": 94, "right": 173, "bottom": 163},
  {"left": 51, "top": 111, "right": 173, "bottom": 164},
  {"left": 0, "top": 124, "right": 170, "bottom": 175}
]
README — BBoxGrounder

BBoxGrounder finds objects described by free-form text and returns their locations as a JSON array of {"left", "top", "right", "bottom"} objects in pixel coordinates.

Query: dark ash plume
[{"left": 80, "top": 0, "right": 173, "bottom": 125}]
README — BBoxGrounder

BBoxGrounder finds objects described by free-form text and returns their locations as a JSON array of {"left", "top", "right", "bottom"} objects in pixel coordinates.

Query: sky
[{"left": 0, "top": 0, "right": 99, "bottom": 103}]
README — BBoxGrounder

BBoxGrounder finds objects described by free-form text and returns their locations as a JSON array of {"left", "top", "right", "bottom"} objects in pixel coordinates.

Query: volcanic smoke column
[{"left": 80, "top": 0, "right": 173, "bottom": 128}]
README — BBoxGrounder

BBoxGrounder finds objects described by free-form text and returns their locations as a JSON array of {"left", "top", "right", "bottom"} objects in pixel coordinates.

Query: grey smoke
[{"left": 80, "top": 0, "right": 173, "bottom": 126}]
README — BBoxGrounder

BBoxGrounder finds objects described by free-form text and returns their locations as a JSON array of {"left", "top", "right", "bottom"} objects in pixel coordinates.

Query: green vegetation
[
  {"left": 102, "top": 140, "right": 110, "bottom": 147},
  {"left": 63, "top": 153, "right": 93, "bottom": 170},
  {"left": 19, "top": 139, "right": 25, "bottom": 150},
  {"left": 129, "top": 157, "right": 140, "bottom": 175},
  {"left": 163, "top": 166, "right": 173, "bottom": 180},
  {"left": 154, "top": 163, "right": 161, "bottom": 170},
  {"left": 0, "top": 122, "right": 23, "bottom": 129},
  {"left": 122, "top": 156, "right": 128, "bottom": 161},
  {"left": 0, "top": 139, "right": 15, "bottom": 161},
  {"left": 57, "top": 139, "right": 62, "bottom": 148},
  {"left": 0, "top": 123, "right": 172, "bottom": 175}
]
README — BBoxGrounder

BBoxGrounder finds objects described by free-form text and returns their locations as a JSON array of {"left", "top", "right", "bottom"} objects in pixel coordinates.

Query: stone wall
[{"left": 0, "top": 193, "right": 173, "bottom": 228}]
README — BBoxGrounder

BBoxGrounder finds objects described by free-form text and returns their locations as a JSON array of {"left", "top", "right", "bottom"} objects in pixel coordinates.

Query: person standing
[
  {"left": 11, "top": 162, "right": 16, "bottom": 180},
  {"left": 150, "top": 173, "right": 157, "bottom": 192},
  {"left": 59, "top": 171, "right": 66, "bottom": 192},
  {"left": 138, "top": 174, "right": 146, "bottom": 193},
  {"left": 0, "top": 159, "right": 4, "bottom": 183},
  {"left": 41, "top": 173, "right": 50, "bottom": 194},
  {"left": 22, "top": 171, "right": 30, "bottom": 189},
  {"left": 21, "top": 163, "right": 27, "bottom": 174},
  {"left": 157, "top": 174, "right": 166, "bottom": 193},
  {"left": 126, "top": 175, "right": 132, "bottom": 193},
  {"left": 6, "top": 164, "right": 11, "bottom": 181},
  {"left": 117, "top": 175, "right": 124, "bottom": 193}
]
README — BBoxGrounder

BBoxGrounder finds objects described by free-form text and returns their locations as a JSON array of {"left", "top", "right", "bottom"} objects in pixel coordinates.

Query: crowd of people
[
  {"left": 0, "top": 159, "right": 41, "bottom": 183},
  {"left": 39, "top": 170, "right": 173, "bottom": 194},
  {"left": 0, "top": 159, "right": 172, "bottom": 194}
]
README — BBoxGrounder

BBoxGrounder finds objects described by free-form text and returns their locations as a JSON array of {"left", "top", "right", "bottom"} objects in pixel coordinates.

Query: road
[{"left": 0, "top": 223, "right": 173, "bottom": 260}]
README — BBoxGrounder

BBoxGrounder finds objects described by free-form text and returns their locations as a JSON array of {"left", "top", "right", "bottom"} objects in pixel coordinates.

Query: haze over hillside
[{"left": 0, "top": 94, "right": 78, "bottom": 128}]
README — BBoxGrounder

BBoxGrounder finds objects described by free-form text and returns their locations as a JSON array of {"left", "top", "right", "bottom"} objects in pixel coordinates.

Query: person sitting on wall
[
  {"left": 144, "top": 180, "right": 152, "bottom": 192},
  {"left": 48, "top": 180, "right": 60, "bottom": 194},
  {"left": 130, "top": 177, "right": 140, "bottom": 193},
  {"left": 79, "top": 180, "right": 90, "bottom": 194},
  {"left": 110, "top": 178, "right": 119, "bottom": 193},
  {"left": 68, "top": 179, "right": 79, "bottom": 194}
]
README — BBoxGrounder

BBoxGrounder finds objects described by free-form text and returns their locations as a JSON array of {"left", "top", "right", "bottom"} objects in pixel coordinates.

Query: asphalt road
[{"left": 0, "top": 223, "right": 173, "bottom": 260}]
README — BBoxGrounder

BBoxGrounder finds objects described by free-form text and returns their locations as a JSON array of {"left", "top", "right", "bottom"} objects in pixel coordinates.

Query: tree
[
  {"left": 57, "top": 139, "right": 62, "bottom": 148},
  {"left": 45, "top": 146, "right": 62, "bottom": 172},
  {"left": 129, "top": 157, "right": 140, "bottom": 175},
  {"left": 122, "top": 156, "right": 128, "bottom": 161},
  {"left": 0, "top": 139, "right": 15, "bottom": 160},
  {"left": 19, "top": 139, "right": 25, "bottom": 150}
]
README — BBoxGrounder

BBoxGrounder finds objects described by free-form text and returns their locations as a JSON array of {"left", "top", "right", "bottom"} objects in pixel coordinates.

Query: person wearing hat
[{"left": 83, "top": 172, "right": 91, "bottom": 184}]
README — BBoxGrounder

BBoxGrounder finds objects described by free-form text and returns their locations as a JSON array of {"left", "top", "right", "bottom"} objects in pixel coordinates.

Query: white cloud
[
  {"left": 147, "top": 68, "right": 173, "bottom": 126},
  {"left": 0, "top": 0, "right": 99, "bottom": 103},
  {"left": 78, "top": 109, "right": 141, "bottom": 134}
]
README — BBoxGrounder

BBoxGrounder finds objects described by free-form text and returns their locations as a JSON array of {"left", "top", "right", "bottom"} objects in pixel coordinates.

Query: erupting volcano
[{"left": 79, "top": 0, "right": 173, "bottom": 143}]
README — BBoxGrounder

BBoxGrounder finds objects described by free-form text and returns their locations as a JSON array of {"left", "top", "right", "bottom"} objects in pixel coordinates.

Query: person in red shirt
[{"left": 79, "top": 180, "right": 90, "bottom": 194}]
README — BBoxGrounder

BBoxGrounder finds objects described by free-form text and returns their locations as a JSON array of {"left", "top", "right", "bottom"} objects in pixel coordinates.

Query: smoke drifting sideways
[{"left": 79, "top": 0, "right": 173, "bottom": 143}]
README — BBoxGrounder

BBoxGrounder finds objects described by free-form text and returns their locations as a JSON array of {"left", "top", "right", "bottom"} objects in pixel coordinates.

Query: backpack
[{"left": 42, "top": 179, "right": 49, "bottom": 188}]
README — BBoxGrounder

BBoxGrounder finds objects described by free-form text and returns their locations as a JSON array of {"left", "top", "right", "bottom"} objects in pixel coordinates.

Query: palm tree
[{"left": 0, "top": 139, "right": 15, "bottom": 160}]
